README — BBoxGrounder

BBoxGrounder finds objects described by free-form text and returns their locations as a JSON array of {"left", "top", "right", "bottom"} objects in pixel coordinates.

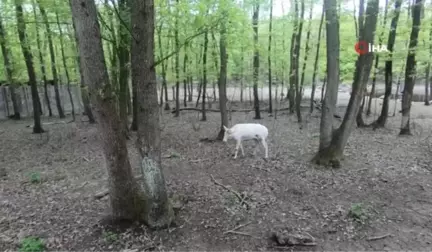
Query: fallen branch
[
  {"left": 223, "top": 221, "right": 252, "bottom": 234},
  {"left": 366, "top": 233, "right": 392, "bottom": 241},
  {"left": 210, "top": 174, "right": 250, "bottom": 208},
  {"left": 223, "top": 231, "right": 256, "bottom": 238}
]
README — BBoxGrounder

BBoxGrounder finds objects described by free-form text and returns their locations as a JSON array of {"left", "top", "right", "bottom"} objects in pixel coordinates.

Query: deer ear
[{"left": 223, "top": 125, "right": 228, "bottom": 131}]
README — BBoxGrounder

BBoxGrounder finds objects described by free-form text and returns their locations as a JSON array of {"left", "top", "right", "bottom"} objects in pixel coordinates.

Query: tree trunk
[
  {"left": 0, "top": 11, "right": 20, "bottom": 120},
  {"left": 38, "top": 1, "right": 64, "bottom": 118},
  {"left": 183, "top": 43, "right": 188, "bottom": 107},
  {"left": 117, "top": 0, "right": 131, "bottom": 136},
  {"left": 252, "top": 2, "right": 261, "bottom": 119},
  {"left": 294, "top": 0, "right": 305, "bottom": 123},
  {"left": 240, "top": 48, "right": 244, "bottom": 103},
  {"left": 310, "top": 8, "right": 324, "bottom": 114},
  {"left": 31, "top": 0, "right": 51, "bottom": 117},
  {"left": 217, "top": 11, "right": 229, "bottom": 140},
  {"left": 56, "top": 10, "right": 75, "bottom": 121},
  {"left": 287, "top": 0, "right": 298, "bottom": 113},
  {"left": 15, "top": 0, "right": 44, "bottom": 133},
  {"left": 201, "top": 30, "right": 208, "bottom": 121},
  {"left": 313, "top": 0, "right": 379, "bottom": 167},
  {"left": 299, "top": 0, "right": 313, "bottom": 117},
  {"left": 71, "top": 0, "right": 152, "bottom": 224},
  {"left": 400, "top": 0, "right": 423, "bottom": 135},
  {"left": 174, "top": 0, "right": 180, "bottom": 117},
  {"left": 267, "top": 0, "right": 273, "bottom": 114},
  {"left": 425, "top": 63, "right": 430, "bottom": 105},
  {"left": 130, "top": 0, "right": 174, "bottom": 227},
  {"left": 374, "top": 0, "right": 402, "bottom": 127}
]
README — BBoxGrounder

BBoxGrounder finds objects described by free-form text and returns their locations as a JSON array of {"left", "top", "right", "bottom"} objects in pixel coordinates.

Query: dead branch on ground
[
  {"left": 366, "top": 233, "right": 392, "bottom": 241},
  {"left": 210, "top": 174, "right": 250, "bottom": 209},
  {"left": 223, "top": 221, "right": 252, "bottom": 234}
]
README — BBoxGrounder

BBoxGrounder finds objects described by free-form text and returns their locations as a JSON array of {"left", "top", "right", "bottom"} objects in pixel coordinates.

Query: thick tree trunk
[
  {"left": 314, "top": 0, "right": 379, "bottom": 167},
  {"left": 16, "top": 0, "right": 43, "bottom": 133},
  {"left": 400, "top": 0, "right": 423, "bottom": 135},
  {"left": 130, "top": 0, "right": 173, "bottom": 227},
  {"left": 38, "top": 1, "right": 64, "bottom": 118},
  {"left": 217, "top": 12, "right": 229, "bottom": 140},
  {"left": 310, "top": 9, "right": 325, "bottom": 114},
  {"left": 71, "top": 0, "right": 151, "bottom": 223},
  {"left": 252, "top": 3, "right": 261, "bottom": 119}
]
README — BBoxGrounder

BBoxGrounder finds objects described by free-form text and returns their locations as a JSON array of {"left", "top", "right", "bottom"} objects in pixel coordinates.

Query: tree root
[{"left": 312, "top": 148, "right": 341, "bottom": 168}]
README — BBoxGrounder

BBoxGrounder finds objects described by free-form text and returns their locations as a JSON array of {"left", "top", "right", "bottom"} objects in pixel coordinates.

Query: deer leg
[
  {"left": 239, "top": 141, "right": 245, "bottom": 156},
  {"left": 261, "top": 138, "right": 268, "bottom": 158},
  {"left": 234, "top": 140, "right": 241, "bottom": 159}
]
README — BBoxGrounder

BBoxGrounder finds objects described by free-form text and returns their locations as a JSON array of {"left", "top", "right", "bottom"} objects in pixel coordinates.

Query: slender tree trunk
[
  {"left": 294, "top": 0, "right": 305, "bottom": 122},
  {"left": 183, "top": 42, "right": 188, "bottom": 107},
  {"left": 310, "top": 9, "right": 324, "bottom": 114},
  {"left": 201, "top": 30, "right": 208, "bottom": 121},
  {"left": 240, "top": 48, "right": 244, "bottom": 103},
  {"left": 252, "top": 2, "right": 261, "bottom": 119},
  {"left": 425, "top": 63, "right": 430, "bottom": 105},
  {"left": 374, "top": 0, "right": 403, "bottom": 127},
  {"left": 174, "top": 0, "right": 180, "bottom": 117},
  {"left": 38, "top": 1, "right": 64, "bottom": 118},
  {"left": 31, "top": 0, "right": 51, "bottom": 117},
  {"left": 0, "top": 11, "right": 20, "bottom": 120},
  {"left": 267, "top": 0, "right": 273, "bottom": 114},
  {"left": 400, "top": 0, "right": 423, "bottom": 135},
  {"left": 217, "top": 12, "right": 229, "bottom": 140},
  {"left": 56, "top": 10, "right": 75, "bottom": 121},
  {"left": 16, "top": 0, "right": 44, "bottom": 133}
]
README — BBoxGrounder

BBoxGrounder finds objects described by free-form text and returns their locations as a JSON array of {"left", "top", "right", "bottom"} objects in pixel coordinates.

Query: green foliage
[
  {"left": 102, "top": 231, "right": 118, "bottom": 243},
  {"left": 19, "top": 236, "right": 45, "bottom": 252},
  {"left": 348, "top": 203, "right": 369, "bottom": 224},
  {"left": 28, "top": 171, "right": 41, "bottom": 184}
]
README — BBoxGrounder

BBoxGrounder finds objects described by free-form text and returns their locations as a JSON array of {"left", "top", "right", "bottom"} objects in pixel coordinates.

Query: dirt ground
[{"left": 1, "top": 100, "right": 432, "bottom": 251}]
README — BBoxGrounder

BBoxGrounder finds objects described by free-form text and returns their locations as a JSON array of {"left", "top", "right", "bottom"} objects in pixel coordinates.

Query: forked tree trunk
[
  {"left": 374, "top": 0, "right": 402, "bottom": 127},
  {"left": 310, "top": 8, "right": 324, "bottom": 114},
  {"left": 201, "top": 30, "right": 208, "bottom": 121},
  {"left": 72, "top": 0, "right": 163, "bottom": 225},
  {"left": 31, "top": 0, "right": 51, "bottom": 117},
  {"left": 313, "top": 0, "right": 379, "bottom": 167},
  {"left": 38, "top": 1, "right": 64, "bottom": 118},
  {"left": 56, "top": 10, "right": 75, "bottom": 121},
  {"left": 252, "top": 2, "right": 261, "bottom": 119},
  {"left": 400, "top": 0, "right": 423, "bottom": 135},
  {"left": 217, "top": 11, "right": 229, "bottom": 140},
  {"left": 15, "top": 0, "right": 43, "bottom": 133},
  {"left": 130, "top": 0, "right": 173, "bottom": 227}
]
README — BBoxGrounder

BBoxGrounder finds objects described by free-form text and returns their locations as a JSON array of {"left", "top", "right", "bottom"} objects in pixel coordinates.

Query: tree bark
[
  {"left": 0, "top": 11, "right": 20, "bottom": 120},
  {"left": 31, "top": 0, "right": 51, "bottom": 117},
  {"left": 201, "top": 30, "right": 208, "bottom": 121},
  {"left": 217, "top": 11, "right": 229, "bottom": 140},
  {"left": 252, "top": 2, "right": 261, "bottom": 119},
  {"left": 16, "top": 0, "right": 44, "bottom": 132},
  {"left": 56, "top": 10, "right": 75, "bottom": 121},
  {"left": 400, "top": 0, "right": 423, "bottom": 135},
  {"left": 294, "top": 0, "right": 305, "bottom": 123},
  {"left": 310, "top": 8, "right": 324, "bottom": 114},
  {"left": 183, "top": 42, "right": 188, "bottom": 107},
  {"left": 38, "top": 1, "right": 65, "bottom": 118},
  {"left": 130, "top": 0, "right": 174, "bottom": 227},
  {"left": 267, "top": 0, "right": 273, "bottom": 114},
  {"left": 71, "top": 0, "right": 150, "bottom": 223},
  {"left": 313, "top": 0, "right": 379, "bottom": 167},
  {"left": 299, "top": 0, "right": 313, "bottom": 117},
  {"left": 425, "top": 63, "right": 430, "bottom": 105},
  {"left": 174, "top": 0, "right": 180, "bottom": 117}
]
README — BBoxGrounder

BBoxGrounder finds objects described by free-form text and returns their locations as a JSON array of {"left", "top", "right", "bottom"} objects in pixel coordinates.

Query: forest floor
[{"left": 1, "top": 99, "right": 432, "bottom": 251}]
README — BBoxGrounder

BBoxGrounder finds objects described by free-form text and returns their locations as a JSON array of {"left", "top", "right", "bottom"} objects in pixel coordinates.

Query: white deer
[{"left": 222, "top": 123, "right": 269, "bottom": 159}]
